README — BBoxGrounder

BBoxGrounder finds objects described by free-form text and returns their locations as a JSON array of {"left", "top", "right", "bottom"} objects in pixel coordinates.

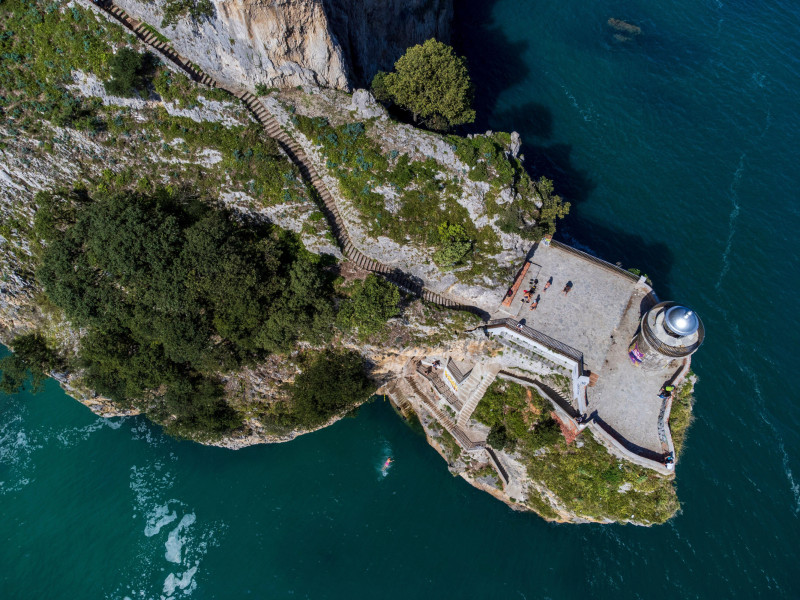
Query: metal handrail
[
  {"left": 550, "top": 240, "right": 640, "bottom": 282},
  {"left": 486, "top": 318, "right": 584, "bottom": 372}
]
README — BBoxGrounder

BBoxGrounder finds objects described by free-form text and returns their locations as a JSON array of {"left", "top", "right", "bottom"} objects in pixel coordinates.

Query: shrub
[
  {"left": 161, "top": 0, "right": 215, "bottom": 27},
  {"left": 382, "top": 39, "right": 475, "bottom": 129},
  {"left": 286, "top": 350, "right": 375, "bottom": 427},
  {"left": 432, "top": 222, "right": 472, "bottom": 269},
  {"left": 337, "top": 274, "right": 400, "bottom": 338}
]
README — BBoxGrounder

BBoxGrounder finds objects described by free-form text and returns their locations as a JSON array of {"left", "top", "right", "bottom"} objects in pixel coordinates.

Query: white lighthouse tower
[{"left": 630, "top": 302, "right": 704, "bottom": 367}]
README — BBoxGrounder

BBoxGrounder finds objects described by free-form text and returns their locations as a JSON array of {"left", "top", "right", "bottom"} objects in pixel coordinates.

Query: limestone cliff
[
  {"left": 323, "top": 0, "right": 453, "bottom": 84},
  {"left": 114, "top": 0, "right": 350, "bottom": 90},
  {"left": 112, "top": 0, "right": 452, "bottom": 91}
]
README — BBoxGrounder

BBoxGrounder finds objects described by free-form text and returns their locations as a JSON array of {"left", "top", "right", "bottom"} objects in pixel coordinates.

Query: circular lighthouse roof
[{"left": 664, "top": 306, "right": 700, "bottom": 337}]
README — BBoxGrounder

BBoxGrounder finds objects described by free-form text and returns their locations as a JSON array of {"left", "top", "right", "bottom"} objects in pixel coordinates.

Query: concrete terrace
[{"left": 496, "top": 241, "right": 641, "bottom": 373}]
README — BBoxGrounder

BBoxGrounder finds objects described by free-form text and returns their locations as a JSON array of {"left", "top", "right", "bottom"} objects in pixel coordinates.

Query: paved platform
[
  {"left": 496, "top": 242, "right": 641, "bottom": 373},
  {"left": 586, "top": 290, "right": 683, "bottom": 457}
]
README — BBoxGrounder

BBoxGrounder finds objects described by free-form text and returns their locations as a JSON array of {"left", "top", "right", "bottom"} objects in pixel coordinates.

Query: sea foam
[{"left": 165, "top": 513, "right": 197, "bottom": 563}]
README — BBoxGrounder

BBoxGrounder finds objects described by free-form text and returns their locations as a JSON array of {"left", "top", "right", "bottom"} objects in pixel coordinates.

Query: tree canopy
[
  {"left": 104, "top": 48, "right": 154, "bottom": 98},
  {"left": 286, "top": 350, "right": 375, "bottom": 427},
  {"left": 0, "top": 333, "right": 61, "bottom": 394},
  {"left": 336, "top": 274, "right": 400, "bottom": 339},
  {"left": 375, "top": 39, "right": 475, "bottom": 130},
  {"left": 33, "top": 186, "right": 336, "bottom": 438}
]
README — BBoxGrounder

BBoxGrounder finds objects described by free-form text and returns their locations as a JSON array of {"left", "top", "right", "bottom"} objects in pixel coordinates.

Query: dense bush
[
  {"left": 336, "top": 274, "right": 400, "bottom": 338},
  {"left": 285, "top": 350, "right": 375, "bottom": 427},
  {"left": 0, "top": 333, "right": 61, "bottom": 394},
  {"left": 33, "top": 186, "right": 336, "bottom": 437},
  {"left": 432, "top": 222, "right": 472, "bottom": 269},
  {"left": 473, "top": 379, "right": 560, "bottom": 451},
  {"left": 375, "top": 39, "right": 475, "bottom": 130},
  {"left": 104, "top": 48, "right": 155, "bottom": 98}
]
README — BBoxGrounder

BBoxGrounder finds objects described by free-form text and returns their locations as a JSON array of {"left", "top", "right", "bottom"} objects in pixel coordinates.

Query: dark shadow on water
[
  {"left": 492, "top": 101, "right": 554, "bottom": 140},
  {"left": 452, "top": 0, "right": 531, "bottom": 133},
  {"left": 453, "top": 0, "right": 676, "bottom": 295}
]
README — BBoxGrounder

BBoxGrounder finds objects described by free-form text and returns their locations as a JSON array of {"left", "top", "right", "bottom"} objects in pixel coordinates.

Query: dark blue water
[{"left": 2, "top": 0, "right": 799, "bottom": 597}]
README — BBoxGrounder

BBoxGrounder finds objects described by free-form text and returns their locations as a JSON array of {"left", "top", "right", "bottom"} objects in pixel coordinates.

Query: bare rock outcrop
[
  {"left": 323, "top": 0, "right": 453, "bottom": 84},
  {"left": 115, "top": 0, "right": 350, "bottom": 90},
  {"left": 112, "top": 0, "right": 452, "bottom": 91}
]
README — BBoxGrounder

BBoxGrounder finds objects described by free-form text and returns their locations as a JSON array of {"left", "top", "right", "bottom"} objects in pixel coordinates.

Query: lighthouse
[{"left": 629, "top": 302, "right": 704, "bottom": 366}]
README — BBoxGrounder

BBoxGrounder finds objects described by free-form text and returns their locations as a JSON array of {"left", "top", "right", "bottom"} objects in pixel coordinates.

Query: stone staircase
[
  {"left": 88, "top": 0, "right": 486, "bottom": 319},
  {"left": 404, "top": 378, "right": 481, "bottom": 451},
  {"left": 457, "top": 364, "right": 500, "bottom": 427}
]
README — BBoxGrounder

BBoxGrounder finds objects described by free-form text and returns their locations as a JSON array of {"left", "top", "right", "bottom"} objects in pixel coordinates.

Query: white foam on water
[
  {"left": 0, "top": 410, "right": 43, "bottom": 495},
  {"left": 715, "top": 152, "right": 745, "bottom": 291},
  {"left": 162, "top": 565, "right": 198, "bottom": 598},
  {"left": 741, "top": 364, "right": 800, "bottom": 515},
  {"left": 560, "top": 84, "right": 596, "bottom": 122},
  {"left": 165, "top": 513, "right": 196, "bottom": 563},
  {"left": 131, "top": 419, "right": 167, "bottom": 448},
  {"left": 145, "top": 503, "right": 179, "bottom": 537}
]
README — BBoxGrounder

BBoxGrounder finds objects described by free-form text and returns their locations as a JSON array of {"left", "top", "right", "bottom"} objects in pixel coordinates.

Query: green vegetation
[
  {"left": 478, "top": 380, "right": 679, "bottom": 523},
  {"left": 33, "top": 186, "right": 337, "bottom": 438},
  {"left": 104, "top": 48, "right": 154, "bottom": 97},
  {"left": 435, "top": 427, "right": 462, "bottom": 462},
  {"left": 152, "top": 68, "right": 232, "bottom": 106},
  {"left": 668, "top": 375, "right": 696, "bottom": 457},
  {"left": 254, "top": 83, "right": 279, "bottom": 96},
  {"left": 284, "top": 350, "right": 375, "bottom": 427},
  {"left": 473, "top": 379, "right": 562, "bottom": 452},
  {"left": 522, "top": 430, "right": 678, "bottom": 524},
  {"left": 0, "top": 333, "right": 61, "bottom": 393},
  {"left": 374, "top": 39, "right": 475, "bottom": 131},
  {"left": 291, "top": 115, "right": 503, "bottom": 275},
  {"left": 336, "top": 274, "right": 401, "bottom": 339},
  {"left": 432, "top": 222, "right": 472, "bottom": 269},
  {"left": 160, "top": 0, "right": 215, "bottom": 27},
  {"left": 450, "top": 134, "right": 570, "bottom": 241},
  {"left": 0, "top": 0, "right": 128, "bottom": 133}
]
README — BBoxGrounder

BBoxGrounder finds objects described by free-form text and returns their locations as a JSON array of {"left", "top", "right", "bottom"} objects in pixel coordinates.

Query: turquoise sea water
[{"left": 3, "top": 0, "right": 800, "bottom": 597}]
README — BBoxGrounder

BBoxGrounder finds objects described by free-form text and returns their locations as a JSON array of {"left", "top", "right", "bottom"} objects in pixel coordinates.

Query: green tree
[
  {"left": 0, "top": 333, "right": 61, "bottom": 394},
  {"left": 378, "top": 39, "right": 475, "bottom": 130},
  {"left": 287, "top": 350, "right": 375, "bottom": 427},
  {"left": 432, "top": 222, "right": 472, "bottom": 269},
  {"left": 33, "top": 185, "right": 338, "bottom": 438},
  {"left": 337, "top": 274, "right": 400, "bottom": 338},
  {"left": 104, "top": 48, "right": 153, "bottom": 97}
]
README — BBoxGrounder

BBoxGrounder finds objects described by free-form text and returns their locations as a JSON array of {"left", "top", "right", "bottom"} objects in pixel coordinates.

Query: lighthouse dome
[{"left": 664, "top": 306, "right": 699, "bottom": 337}]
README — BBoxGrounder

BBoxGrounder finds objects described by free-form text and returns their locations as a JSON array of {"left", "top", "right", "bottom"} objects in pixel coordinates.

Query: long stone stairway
[
  {"left": 89, "top": 0, "right": 486, "bottom": 319},
  {"left": 457, "top": 364, "right": 500, "bottom": 427}
]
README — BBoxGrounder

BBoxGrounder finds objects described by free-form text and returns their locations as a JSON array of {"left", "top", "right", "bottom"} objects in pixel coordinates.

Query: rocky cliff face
[
  {"left": 114, "top": 0, "right": 349, "bottom": 90},
  {"left": 323, "top": 0, "right": 453, "bottom": 84},
  {"left": 112, "top": 0, "right": 452, "bottom": 91}
]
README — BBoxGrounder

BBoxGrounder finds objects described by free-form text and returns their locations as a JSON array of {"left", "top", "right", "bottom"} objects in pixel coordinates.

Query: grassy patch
[
  {"left": 481, "top": 380, "right": 678, "bottom": 523},
  {"left": 669, "top": 374, "right": 696, "bottom": 458}
]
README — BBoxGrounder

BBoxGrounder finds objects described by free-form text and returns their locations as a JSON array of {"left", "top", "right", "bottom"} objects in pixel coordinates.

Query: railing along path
[{"left": 90, "top": 0, "right": 483, "bottom": 318}]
